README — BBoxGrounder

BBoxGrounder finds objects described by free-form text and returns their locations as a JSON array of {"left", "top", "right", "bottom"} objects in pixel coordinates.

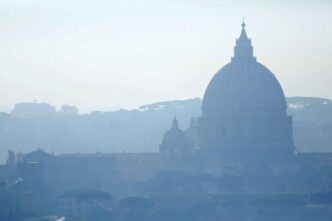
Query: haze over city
[
  {"left": 0, "top": 0, "right": 331, "bottom": 113},
  {"left": 1, "top": 1, "right": 332, "bottom": 221}
]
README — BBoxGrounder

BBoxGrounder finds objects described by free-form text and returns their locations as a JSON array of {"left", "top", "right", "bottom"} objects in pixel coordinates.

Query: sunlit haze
[{"left": 0, "top": 0, "right": 331, "bottom": 113}]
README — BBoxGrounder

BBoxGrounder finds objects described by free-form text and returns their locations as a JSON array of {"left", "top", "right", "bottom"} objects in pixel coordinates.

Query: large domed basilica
[
  {"left": 160, "top": 23, "right": 295, "bottom": 162},
  {"left": 198, "top": 22, "right": 294, "bottom": 160}
]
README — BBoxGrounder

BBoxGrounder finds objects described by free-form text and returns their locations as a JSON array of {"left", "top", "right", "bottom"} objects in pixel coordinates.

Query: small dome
[{"left": 162, "top": 118, "right": 189, "bottom": 147}]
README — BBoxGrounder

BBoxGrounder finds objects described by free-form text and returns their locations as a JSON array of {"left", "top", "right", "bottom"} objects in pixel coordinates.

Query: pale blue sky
[{"left": 0, "top": 0, "right": 331, "bottom": 113}]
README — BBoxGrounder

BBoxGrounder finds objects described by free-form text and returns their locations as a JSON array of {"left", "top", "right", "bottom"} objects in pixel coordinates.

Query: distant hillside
[
  {"left": 287, "top": 97, "right": 332, "bottom": 153},
  {"left": 0, "top": 97, "right": 331, "bottom": 163}
]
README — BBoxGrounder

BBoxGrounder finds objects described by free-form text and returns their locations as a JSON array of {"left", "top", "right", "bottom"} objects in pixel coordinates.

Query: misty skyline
[{"left": 0, "top": 0, "right": 331, "bottom": 113}]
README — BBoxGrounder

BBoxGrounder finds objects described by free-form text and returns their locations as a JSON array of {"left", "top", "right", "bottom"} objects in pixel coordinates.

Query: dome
[
  {"left": 202, "top": 23, "right": 287, "bottom": 117},
  {"left": 162, "top": 118, "right": 189, "bottom": 147},
  {"left": 202, "top": 61, "right": 287, "bottom": 117},
  {"left": 197, "top": 23, "right": 294, "bottom": 158}
]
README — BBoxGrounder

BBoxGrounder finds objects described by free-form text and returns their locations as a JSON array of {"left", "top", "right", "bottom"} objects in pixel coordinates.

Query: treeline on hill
[{"left": 0, "top": 97, "right": 331, "bottom": 162}]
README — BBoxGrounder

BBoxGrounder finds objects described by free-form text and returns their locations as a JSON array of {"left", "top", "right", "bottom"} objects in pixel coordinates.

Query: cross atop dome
[
  {"left": 241, "top": 17, "right": 246, "bottom": 34},
  {"left": 232, "top": 21, "right": 256, "bottom": 61},
  {"left": 241, "top": 17, "right": 246, "bottom": 29}
]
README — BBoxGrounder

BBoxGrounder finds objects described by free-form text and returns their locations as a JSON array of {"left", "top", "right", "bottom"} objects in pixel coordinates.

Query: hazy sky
[{"left": 0, "top": 0, "right": 331, "bottom": 113}]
